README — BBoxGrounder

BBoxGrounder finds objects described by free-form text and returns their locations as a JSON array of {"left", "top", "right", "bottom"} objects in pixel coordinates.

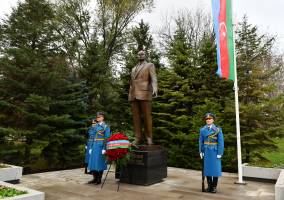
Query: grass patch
[
  {"left": 0, "top": 186, "right": 27, "bottom": 199},
  {"left": 264, "top": 137, "right": 284, "bottom": 168},
  {"left": 251, "top": 137, "right": 284, "bottom": 168}
]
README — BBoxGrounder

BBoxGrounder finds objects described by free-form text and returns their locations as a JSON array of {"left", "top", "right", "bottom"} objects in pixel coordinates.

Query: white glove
[
  {"left": 200, "top": 153, "right": 204, "bottom": 159},
  {"left": 102, "top": 150, "right": 106, "bottom": 155},
  {"left": 89, "top": 149, "right": 92, "bottom": 154},
  {"left": 217, "top": 155, "right": 222, "bottom": 159}
]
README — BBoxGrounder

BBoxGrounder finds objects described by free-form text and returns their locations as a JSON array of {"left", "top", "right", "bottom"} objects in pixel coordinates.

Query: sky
[
  {"left": 135, "top": 0, "right": 284, "bottom": 53},
  {"left": 1, "top": 0, "right": 284, "bottom": 52}
]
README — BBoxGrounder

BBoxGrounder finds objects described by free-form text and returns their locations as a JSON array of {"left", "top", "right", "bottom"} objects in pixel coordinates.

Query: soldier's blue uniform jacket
[
  {"left": 85, "top": 122, "right": 111, "bottom": 172},
  {"left": 199, "top": 124, "right": 224, "bottom": 177}
]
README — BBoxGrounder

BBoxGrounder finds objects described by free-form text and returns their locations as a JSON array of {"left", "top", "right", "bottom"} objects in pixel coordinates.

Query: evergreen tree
[
  {"left": 0, "top": 0, "right": 87, "bottom": 171},
  {"left": 155, "top": 23, "right": 196, "bottom": 168},
  {"left": 79, "top": 37, "right": 123, "bottom": 129},
  {"left": 233, "top": 17, "right": 284, "bottom": 163},
  {"left": 154, "top": 12, "right": 283, "bottom": 170},
  {"left": 154, "top": 11, "right": 234, "bottom": 169}
]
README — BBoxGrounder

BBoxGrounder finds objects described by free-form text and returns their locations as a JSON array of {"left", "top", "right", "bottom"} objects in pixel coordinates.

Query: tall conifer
[{"left": 0, "top": 0, "right": 86, "bottom": 171}]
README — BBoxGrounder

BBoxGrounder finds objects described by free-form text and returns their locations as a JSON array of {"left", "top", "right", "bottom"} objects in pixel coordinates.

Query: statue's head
[{"left": 137, "top": 50, "right": 146, "bottom": 62}]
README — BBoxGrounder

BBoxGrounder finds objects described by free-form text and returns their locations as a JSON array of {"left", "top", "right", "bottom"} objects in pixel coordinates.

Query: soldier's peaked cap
[
  {"left": 96, "top": 112, "right": 105, "bottom": 117},
  {"left": 204, "top": 112, "right": 216, "bottom": 119}
]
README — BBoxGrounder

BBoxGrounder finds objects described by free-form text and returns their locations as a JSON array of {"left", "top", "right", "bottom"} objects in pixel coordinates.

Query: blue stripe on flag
[
  {"left": 107, "top": 140, "right": 129, "bottom": 145},
  {"left": 212, "top": 0, "right": 222, "bottom": 77}
]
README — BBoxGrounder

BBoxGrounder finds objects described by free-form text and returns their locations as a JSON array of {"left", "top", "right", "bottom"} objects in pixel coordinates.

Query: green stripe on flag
[
  {"left": 107, "top": 145, "right": 129, "bottom": 149},
  {"left": 226, "top": 0, "right": 235, "bottom": 81}
]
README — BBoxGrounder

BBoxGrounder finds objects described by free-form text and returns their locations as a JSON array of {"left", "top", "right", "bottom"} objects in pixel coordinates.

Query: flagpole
[
  {"left": 233, "top": 48, "right": 245, "bottom": 184},
  {"left": 231, "top": 0, "right": 246, "bottom": 184}
]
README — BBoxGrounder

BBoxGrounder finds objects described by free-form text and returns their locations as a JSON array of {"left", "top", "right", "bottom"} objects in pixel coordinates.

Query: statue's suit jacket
[{"left": 128, "top": 61, "right": 158, "bottom": 101}]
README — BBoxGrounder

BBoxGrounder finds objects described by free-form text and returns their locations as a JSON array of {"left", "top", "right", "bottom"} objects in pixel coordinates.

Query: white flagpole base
[{"left": 234, "top": 181, "right": 247, "bottom": 185}]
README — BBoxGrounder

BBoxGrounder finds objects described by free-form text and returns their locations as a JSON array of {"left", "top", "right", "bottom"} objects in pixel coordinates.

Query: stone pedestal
[{"left": 118, "top": 145, "right": 167, "bottom": 186}]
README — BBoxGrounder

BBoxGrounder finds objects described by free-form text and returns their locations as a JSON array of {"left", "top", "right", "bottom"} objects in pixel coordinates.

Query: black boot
[
  {"left": 84, "top": 163, "right": 89, "bottom": 174},
  {"left": 95, "top": 171, "right": 103, "bottom": 185},
  {"left": 206, "top": 176, "right": 213, "bottom": 192},
  {"left": 211, "top": 177, "right": 218, "bottom": 193},
  {"left": 88, "top": 172, "right": 97, "bottom": 184}
]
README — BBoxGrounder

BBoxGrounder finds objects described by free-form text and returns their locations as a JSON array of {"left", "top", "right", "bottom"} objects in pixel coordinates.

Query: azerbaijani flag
[
  {"left": 212, "top": 0, "right": 235, "bottom": 81},
  {"left": 106, "top": 140, "right": 130, "bottom": 150}
]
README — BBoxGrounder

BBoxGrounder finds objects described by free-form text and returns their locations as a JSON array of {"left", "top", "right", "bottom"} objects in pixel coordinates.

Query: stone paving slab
[{"left": 18, "top": 167, "right": 275, "bottom": 200}]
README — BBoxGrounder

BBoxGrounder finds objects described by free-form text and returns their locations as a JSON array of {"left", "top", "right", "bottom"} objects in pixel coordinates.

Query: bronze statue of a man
[{"left": 128, "top": 50, "right": 158, "bottom": 145}]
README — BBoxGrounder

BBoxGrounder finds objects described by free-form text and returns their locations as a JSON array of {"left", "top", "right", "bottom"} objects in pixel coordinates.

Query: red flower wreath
[{"left": 105, "top": 133, "right": 131, "bottom": 162}]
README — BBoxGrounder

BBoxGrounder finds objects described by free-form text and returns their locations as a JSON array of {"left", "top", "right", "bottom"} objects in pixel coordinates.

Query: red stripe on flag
[{"left": 219, "top": 0, "right": 230, "bottom": 79}]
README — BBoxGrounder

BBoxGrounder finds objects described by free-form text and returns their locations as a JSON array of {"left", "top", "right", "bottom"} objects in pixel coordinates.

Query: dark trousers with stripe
[{"left": 207, "top": 176, "right": 218, "bottom": 188}]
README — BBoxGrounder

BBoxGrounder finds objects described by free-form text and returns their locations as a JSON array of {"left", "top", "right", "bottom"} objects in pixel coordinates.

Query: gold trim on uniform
[
  {"left": 88, "top": 138, "right": 105, "bottom": 142},
  {"left": 204, "top": 141, "right": 218, "bottom": 145}
]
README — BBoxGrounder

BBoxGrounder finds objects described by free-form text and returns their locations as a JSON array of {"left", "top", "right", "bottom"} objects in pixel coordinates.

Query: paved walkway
[{"left": 18, "top": 167, "right": 275, "bottom": 200}]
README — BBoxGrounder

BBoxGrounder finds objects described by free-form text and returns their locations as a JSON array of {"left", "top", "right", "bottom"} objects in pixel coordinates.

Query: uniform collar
[{"left": 205, "top": 124, "right": 216, "bottom": 130}]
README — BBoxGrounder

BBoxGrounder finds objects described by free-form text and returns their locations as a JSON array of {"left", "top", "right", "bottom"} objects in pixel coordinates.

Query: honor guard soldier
[
  {"left": 85, "top": 112, "right": 111, "bottom": 184},
  {"left": 199, "top": 113, "right": 224, "bottom": 193}
]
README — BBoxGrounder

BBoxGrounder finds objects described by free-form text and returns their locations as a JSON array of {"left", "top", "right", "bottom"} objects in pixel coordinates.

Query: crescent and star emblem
[{"left": 219, "top": 22, "right": 227, "bottom": 37}]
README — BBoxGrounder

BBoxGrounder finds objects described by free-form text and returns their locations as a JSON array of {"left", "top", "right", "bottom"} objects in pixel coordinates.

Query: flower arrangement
[
  {"left": 105, "top": 133, "right": 131, "bottom": 166},
  {"left": 101, "top": 133, "right": 131, "bottom": 191}
]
